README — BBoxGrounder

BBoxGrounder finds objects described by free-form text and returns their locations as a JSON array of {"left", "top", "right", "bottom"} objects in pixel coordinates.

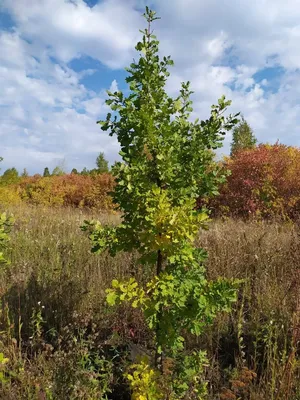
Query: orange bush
[
  {"left": 211, "top": 144, "right": 300, "bottom": 219},
  {"left": 17, "top": 174, "right": 115, "bottom": 210}
]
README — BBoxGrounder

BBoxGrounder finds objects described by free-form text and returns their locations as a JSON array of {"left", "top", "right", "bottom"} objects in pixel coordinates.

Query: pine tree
[
  {"left": 230, "top": 116, "right": 257, "bottom": 156},
  {"left": 43, "top": 167, "right": 50, "bottom": 177}
]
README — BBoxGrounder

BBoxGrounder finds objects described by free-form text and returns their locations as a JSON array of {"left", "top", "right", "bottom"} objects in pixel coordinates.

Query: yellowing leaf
[{"left": 106, "top": 291, "right": 118, "bottom": 306}]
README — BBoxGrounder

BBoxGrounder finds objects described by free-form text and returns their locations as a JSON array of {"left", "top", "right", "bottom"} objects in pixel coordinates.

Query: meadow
[{"left": 0, "top": 204, "right": 299, "bottom": 399}]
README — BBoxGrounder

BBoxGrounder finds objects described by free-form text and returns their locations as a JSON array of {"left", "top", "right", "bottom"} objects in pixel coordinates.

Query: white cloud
[
  {"left": 0, "top": 27, "right": 116, "bottom": 173},
  {"left": 155, "top": 0, "right": 300, "bottom": 69},
  {"left": 151, "top": 0, "right": 300, "bottom": 152},
  {"left": 109, "top": 79, "right": 118, "bottom": 93},
  {"left": 2, "top": 0, "right": 300, "bottom": 172},
  {"left": 2, "top": 0, "right": 142, "bottom": 69}
]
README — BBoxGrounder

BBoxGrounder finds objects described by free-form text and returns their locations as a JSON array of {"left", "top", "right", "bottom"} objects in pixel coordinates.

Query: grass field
[{"left": 0, "top": 204, "right": 299, "bottom": 399}]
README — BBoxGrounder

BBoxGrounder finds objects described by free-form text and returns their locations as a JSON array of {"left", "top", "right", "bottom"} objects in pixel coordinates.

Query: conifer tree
[{"left": 43, "top": 167, "right": 50, "bottom": 177}]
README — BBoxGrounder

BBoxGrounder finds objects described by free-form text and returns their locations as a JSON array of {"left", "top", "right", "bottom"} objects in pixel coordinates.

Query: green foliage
[
  {"left": 81, "top": 167, "right": 90, "bottom": 176},
  {"left": 125, "top": 352, "right": 209, "bottom": 400},
  {"left": 169, "top": 351, "right": 208, "bottom": 399},
  {"left": 0, "top": 352, "right": 9, "bottom": 384},
  {"left": 71, "top": 168, "right": 78, "bottom": 174},
  {"left": 52, "top": 159, "right": 66, "bottom": 176},
  {"left": 0, "top": 212, "right": 14, "bottom": 265},
  {"left": 106, "top": 273, "right": 238, "bottom": 352},
  {"left": 96, "top": 152, "right": 109, "bottom": 173},
  {"left": 83, "top": 7, "right": 239, "bottom": 398},
  {"left": 1, "top": 167, "right": 19, "bottom": 185},
  {"left": 43, "top": 167, "right": 50, "bottom": 177},
  {"left": 52, "top": 165, "right": 65, "bottom": 176},
  {"left": 230, "top": 116, "right": 257, "bottom": 156}
]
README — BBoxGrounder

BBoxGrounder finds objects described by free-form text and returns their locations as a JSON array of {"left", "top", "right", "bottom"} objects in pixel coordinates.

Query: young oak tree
[{"left": 83, "top": 8, "right": 239, "bottom": 399}]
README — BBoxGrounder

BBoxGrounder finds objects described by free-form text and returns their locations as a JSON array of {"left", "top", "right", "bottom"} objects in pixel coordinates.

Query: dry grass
[
  {"left": 0, "top": 205, "right": 299, "bottom": 399},
  {"left": 198, "top": 219, "right": 300, "bottom": 399}
]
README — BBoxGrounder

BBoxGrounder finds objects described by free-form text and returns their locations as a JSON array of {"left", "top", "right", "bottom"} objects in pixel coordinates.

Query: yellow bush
[{"left": 0, "top": 186, "right": 21, "bottom": 207}]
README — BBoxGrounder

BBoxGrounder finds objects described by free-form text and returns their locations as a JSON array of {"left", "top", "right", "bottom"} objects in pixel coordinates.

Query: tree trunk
[{"left": 155, "top": 248, "right": 163, "bottom": 371}]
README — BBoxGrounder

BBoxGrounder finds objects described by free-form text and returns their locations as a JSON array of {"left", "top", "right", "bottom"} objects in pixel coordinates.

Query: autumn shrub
[
  {"left": 19, "top": 175, "right": 64, "bottom": 207},
  {"left": 84, "top": 173, "right": 115, "bottom": 210},
  {"left": 211, "top": 143, "right": 300, "bottom": 219},
  {"left": 0, "top": 186, "right": 22, "bottom": 207},
  {"left": 17, "top": 173, "right": 115, "bottom": 210}
]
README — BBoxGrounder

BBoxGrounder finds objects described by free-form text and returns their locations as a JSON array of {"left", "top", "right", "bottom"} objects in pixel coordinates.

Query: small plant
[
  {"left": 220, "top": 367, "right": 257, "bottom": 400},
  {"left": 83, "top": 7, "right": 239, "bottom": 399},
  {"left": 0, "top": 212, "right": 14, "bottom": 386},
  {"left": 0, "top": 352, "right": 9, "bottom": 384},
  {"left": 126, "top": 356, "right": 163, "bottom": 400},
  {"left": 0, "top": 212, "right": 14, "bottom": 265},
  {"left": 30, "top": 302, "right": 45, "bottom": 347}
]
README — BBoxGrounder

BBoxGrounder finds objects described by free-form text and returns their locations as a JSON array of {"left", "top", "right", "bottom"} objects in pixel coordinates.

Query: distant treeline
[
  {"left": 0, "top": 151, "right": 110, "bottom": 182},
  {"left": 2, "top": 122, "right": 300, "bottom": 218},
  {"left": 1, "top": 143, "right": 300, "bottom": 219}
]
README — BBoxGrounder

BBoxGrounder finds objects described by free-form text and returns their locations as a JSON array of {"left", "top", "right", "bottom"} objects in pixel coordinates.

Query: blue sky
[{"left": 1, "top": 0, "right": 300, "bottom": 174}]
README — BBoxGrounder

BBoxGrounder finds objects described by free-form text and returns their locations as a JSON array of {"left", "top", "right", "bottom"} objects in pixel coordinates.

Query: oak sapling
[{"left": 82, "top": 7, "right": 239, "bottom": 399}]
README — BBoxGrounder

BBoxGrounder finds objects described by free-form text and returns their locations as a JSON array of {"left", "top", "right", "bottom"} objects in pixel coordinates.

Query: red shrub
[{"left": 211, "top": 144, "right": 300, "bottom": 219}]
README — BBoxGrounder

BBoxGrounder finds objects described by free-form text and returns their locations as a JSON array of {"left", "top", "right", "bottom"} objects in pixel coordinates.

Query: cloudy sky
[{"left": 1, "top": 0, "right": 300, "bottom": 174}]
